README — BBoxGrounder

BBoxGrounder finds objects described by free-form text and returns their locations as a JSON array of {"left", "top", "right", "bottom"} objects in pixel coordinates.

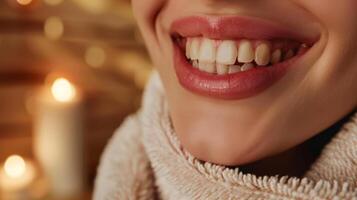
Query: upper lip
[{"left": 170, "top": 15, "right": 319, "bottom": 45}]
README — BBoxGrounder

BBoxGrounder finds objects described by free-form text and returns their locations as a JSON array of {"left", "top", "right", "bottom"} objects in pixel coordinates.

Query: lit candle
[
  {"left": 34, "top": 77, "right": 85, "bottom": 198},
  {"left": 6, "top": 0, "right": 39, "bottom": 10},
  {"left": 0, "top": 155, "right": 36, "bottom": 200}
]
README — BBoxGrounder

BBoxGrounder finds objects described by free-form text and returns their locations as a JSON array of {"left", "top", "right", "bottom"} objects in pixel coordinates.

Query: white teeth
[
  {"left": 199, "top": 38, "right": 216, "bottom": 63},
  {"left": 284, "top": 49, "right": 294, "bottom": 60},
  {"left": 216, "top": 64, "right": 229, "bottom": 75},
  {"left": 229, "top": 65, "right": 241, "bottom": 74},
  {"left": 186, "top": 38, "right": 192, "bottom": 59},
  {"left": 192, "top": 60, "right": 199, "bottom": 68},
  {"left": 198, "top": 38, "right": 216, "bottom": 73},
  {"left": 216, "top": 40, "right": 238, "bottom": 65},
  {"left": 199, "top": 62, "right": 216, "bottom": 73},
  {"left": 238, "top": 40, "right": 255, "bottom": 63},
  {"left": 241, "top": 63, "right": 254, "bottom": 71},
  {"left": 190, "top": 38, "right": 200, "bottom": 60},
  {"left": 185, "top": 37, "right": 301, "bottom": 75},
  {"left": 255, "top": 42, "right": 271, "bottom": 66},
  {"left": 271, "top": 49, "right": 282, "bottom": 64}
]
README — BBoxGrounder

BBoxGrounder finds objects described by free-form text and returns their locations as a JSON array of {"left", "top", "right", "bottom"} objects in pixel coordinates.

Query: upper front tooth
[
  {"left": 190, "top": 38, "right": 200, "bottom": 60},
  {"left": 216, "top": 40, "right": 238, "bottom": 65},
  {"left": 199, "top": 62, "right": 216, "bottom": 73},
  {"left": 199, "top": 38, "right": 216, "bottom": 63},
  {"left": 255, "top": 42, "right": 271, "bottom": 66},
  {"left": 238, "top": 40, "right": 255, "bottom": 63}
]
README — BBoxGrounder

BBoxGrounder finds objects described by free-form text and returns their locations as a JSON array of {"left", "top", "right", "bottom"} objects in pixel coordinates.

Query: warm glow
[
  {"left": 44, "top": 0, "right": 63, "bottom": 6},
  {"left": 72, "top": 0, "right": 108, "bottom": 14},
  {"left": 44, "top": 16, "right": 64, "bottom": 40},
  {"left": 51, "top": 78, "right": 76, "bottom": 102},
  {"left": 17, "top": 0, "right": 32, "bottom": 5},
  {"left": 85, "top": 46, "right": 106, "bottom": 68},
  {"left": 4, "top": 155, "right": 26, "bottom": 178}
]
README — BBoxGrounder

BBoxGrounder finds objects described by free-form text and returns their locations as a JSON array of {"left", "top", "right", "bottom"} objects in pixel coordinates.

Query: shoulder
[{"left": 93, "top": 112, "right": 156, "bottom": 200}]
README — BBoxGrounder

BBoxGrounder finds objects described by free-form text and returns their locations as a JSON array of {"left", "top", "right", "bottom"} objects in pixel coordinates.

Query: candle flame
[
  {"left": 51, "top": 78, "right": 76, "bottom": 102},
  {"left": 4, "top": 155, "right": 26, "bottom": 178}
]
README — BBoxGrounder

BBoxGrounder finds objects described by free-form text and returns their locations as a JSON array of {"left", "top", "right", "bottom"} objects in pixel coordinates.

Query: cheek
[
  {"left": 297, "top": 0, "right": 357, "bottom": 104},
  {"left": 131, "top": 0, "right": 168, "bottom": 63},
  {"left": 298, "top": 0, "right": 357, "bottom": 31},
  {"left": 298, "top": 0, "right": 357, "bottom": 70},
  {"left": 132, "top": 0, "right": 166, "bottom": 27}
]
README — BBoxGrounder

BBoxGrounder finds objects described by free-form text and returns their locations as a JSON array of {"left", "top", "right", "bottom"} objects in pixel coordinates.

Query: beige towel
[{"left": 94, "top": 72, "right": 357, "bottom": 200}]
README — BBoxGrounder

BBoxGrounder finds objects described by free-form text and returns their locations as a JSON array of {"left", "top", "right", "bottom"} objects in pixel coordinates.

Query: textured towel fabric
[{"left": 94, "top": 72, "right": 357, "bottom": 200}]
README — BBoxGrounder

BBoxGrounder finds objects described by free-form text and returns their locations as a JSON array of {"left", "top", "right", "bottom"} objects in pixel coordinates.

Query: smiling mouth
[
  {"left": 175, "top": 37, "right": 308, "bottom": 75},
  {"left": 170, "top": 16, "right": 317, "bottom": 100}
]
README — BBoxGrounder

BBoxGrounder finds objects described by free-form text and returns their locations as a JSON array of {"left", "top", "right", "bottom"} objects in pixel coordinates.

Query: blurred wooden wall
[{"left": 0, "top": 0, "right": 152, "bottom": 188}]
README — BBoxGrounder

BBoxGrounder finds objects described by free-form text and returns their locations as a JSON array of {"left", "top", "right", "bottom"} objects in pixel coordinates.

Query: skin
[{"left": 131, "top": 0, "right": 357, "bottom": 168}]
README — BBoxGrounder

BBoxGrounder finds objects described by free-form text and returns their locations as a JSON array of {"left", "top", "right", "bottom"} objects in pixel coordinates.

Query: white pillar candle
[
  {"left": 0, "top": 155, "right": 36, "bottom": 200},
  {"left": 34, "top": 78, "right": 85, "bottom": 198}
]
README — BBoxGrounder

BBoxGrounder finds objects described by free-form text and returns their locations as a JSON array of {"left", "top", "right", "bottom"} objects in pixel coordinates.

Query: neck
[{"left": 238, "top": 111, "right": 355, "bottom": 177}]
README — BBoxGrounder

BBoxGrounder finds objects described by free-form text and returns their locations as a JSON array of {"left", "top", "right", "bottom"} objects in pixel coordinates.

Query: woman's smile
[
  {"left": 170, "top": 16, "right": 319, "bottom": 99},
  {"left": 130, "top": 0, "right": 357, "bottom": 167},
  {"left": 95, "top": 0, "right": 357, "bottom": 199}
]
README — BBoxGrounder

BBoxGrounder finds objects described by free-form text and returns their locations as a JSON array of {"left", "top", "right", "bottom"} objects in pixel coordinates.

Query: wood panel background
[{"left": 0, "top": 0, "right": 152, "bottom": 192}]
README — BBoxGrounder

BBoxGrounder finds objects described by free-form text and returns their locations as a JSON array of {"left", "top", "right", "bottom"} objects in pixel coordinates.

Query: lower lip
[{"left": 173, "top": 44, "right": 306, "bottom": 100}]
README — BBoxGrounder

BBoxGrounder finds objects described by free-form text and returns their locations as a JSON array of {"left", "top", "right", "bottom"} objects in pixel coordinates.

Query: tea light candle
[
  {"left": 34, "top": 77, "right": 85, "bottom": 198},
  {"left": 0, "top": 155, "right": 36, "bottom": 200}
]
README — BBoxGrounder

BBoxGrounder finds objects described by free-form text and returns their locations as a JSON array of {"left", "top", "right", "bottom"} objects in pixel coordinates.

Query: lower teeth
[{"left": 189, "top": 60, "right": 260, "bottom": 74}]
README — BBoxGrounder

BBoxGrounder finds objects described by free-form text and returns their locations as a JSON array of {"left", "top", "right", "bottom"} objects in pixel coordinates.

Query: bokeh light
[
  {"left": 51, "top": 78, "right": 76, "bottom": 102},
  {"left": 43, "top": 0, "right": 63, "bottom": 6},
  {"left": 16, "top": 0, "right": 33, "bottom": 6},
  {"left": 4, "top": 155, "right": 26, "bottom": 178},
  {"left": 44, "top": 16, "right": 64, "bottom": 40},
  {"left": 72, "top": 0, "right": 107, "bottom": 14},
  {"left": 85, "top": 46, "right": 106, "bottom": 68}
]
